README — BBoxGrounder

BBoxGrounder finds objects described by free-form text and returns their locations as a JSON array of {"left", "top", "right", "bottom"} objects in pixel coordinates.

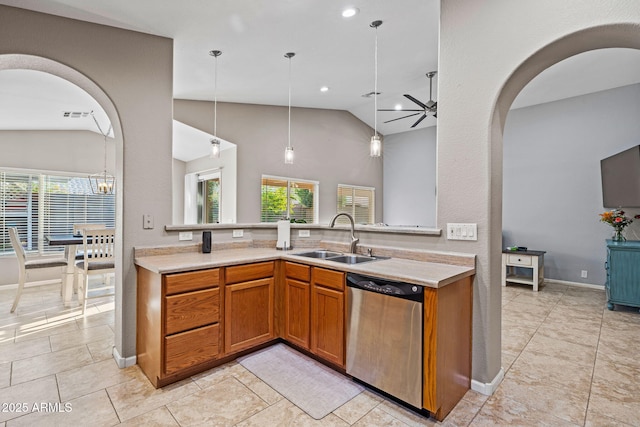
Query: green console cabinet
[{"left": 605, "top": 240, "right": 640, "bottom": 311}]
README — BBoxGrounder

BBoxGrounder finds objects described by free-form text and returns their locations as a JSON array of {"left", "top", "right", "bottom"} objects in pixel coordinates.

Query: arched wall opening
[
  {"left": 0, "top": 53, "right": 125, "bottom": 360},
  {"left": 489, "top": 24, "right": 640, "bottom": 386}
]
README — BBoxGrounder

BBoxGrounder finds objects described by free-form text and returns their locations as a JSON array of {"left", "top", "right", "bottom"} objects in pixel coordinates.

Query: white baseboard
[
  {"left": 544, "top": 278, "right": 604, "bottom": 290},
  {"left": 471, "top": 367, "right": 504, "bottom": 396},
  {"left": 113, "top": 346, "right": 137, "bottom": 368}
]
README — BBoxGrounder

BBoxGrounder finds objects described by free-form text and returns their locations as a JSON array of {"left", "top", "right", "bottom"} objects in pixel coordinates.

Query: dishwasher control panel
[{"left": 346, "top": 273, "right": 423, "bottom": 302}]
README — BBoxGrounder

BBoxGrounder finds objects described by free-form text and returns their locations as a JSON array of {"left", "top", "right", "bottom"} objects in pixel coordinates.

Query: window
[
  {"left": 261, "top": 175, "right": 318, "bottom": 223},
  {"left": 197, "top": 171, "right": 220, "bottom": 224},
  {"left": 0, "top": 169, "right": 115, "bottom": 255},
  {"left": 337, "top": 184, "right": 375, "bottom": 225}
]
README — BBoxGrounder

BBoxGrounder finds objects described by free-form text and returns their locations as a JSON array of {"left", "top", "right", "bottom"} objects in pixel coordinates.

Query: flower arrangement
[{"left": 599, "top": 209, "right": 640, "bottom": 241}]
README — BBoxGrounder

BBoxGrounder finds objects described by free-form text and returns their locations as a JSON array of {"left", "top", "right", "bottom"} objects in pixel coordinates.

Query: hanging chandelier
[
  {"left": 284, "top": 52, "right": 295, "bottom": 164},
  {"left": 88, "top": 112, "right": 115, "bottom": 195},
  {"left": 370, "top": 20, "right": 383, "bottom": 157},
  {"left": 209, "top": 49, "right": 222, "bottom": 158}
]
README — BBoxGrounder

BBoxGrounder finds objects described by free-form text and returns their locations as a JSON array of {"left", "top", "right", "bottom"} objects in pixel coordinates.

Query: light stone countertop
[{"left": 134, "top": 247, "right": 475, "bottom": 289}]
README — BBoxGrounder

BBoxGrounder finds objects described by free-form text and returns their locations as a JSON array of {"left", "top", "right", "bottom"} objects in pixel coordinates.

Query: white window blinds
[
  {"left": 336, "top": 184, "right": 375, "bottom": 225},
  {"left": 260, "top": 176, "right": 318, "bottom": 223},
  {"left": 1, "top": 170, "right": 115, "bottom": 255}
]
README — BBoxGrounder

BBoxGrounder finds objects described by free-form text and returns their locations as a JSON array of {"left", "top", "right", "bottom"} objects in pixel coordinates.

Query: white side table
[{"left": 501, "top": 249, "right": 546, "bottom": 292}]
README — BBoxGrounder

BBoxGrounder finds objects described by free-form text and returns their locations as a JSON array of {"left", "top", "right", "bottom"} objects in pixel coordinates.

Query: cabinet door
[
  {"left": 311, "top": 285, "right": 345, "bottom": 367},
  {"left": 285, "top": 278, "right": 310, "bottom": 349},
  {"left": 225, "top": 277, "right": 275, "bottom": 354},
  {"left": 608, "top": 248, "right": 640, "bottom": 305}
]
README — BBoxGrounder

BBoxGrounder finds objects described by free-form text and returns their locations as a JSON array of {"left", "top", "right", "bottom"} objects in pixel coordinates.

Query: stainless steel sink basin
[
  {"left": 327, "top": 254, "right": 387, "bottom": 264},
  {"left": 293, "top": 250, "right": 343, "bottom": 259}
]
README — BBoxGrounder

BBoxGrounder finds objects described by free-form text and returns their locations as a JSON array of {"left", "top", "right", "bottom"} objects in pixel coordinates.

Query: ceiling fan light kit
[
  {"left": 379, "top": 70, "right": 438, "bottom": 128},
  {"left": 370, "top": 19, "right": 383, "bottom": 158}
]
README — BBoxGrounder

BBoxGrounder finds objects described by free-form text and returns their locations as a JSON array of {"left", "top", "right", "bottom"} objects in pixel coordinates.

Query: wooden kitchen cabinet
[
  {"left": 284, "top": 262, "right": 311, "bottom": 350},
  {"left": 224, "top": 261, "right": 275, "bottom": 354},
  {"left": 422, "top": 275, "right": 473, "bottom": 421},
  {"left": 311, "top": 267, "right": 345, "bottom": 368},
  {"left": 136, "top": 267, "right": 221, "bottom": 387}
]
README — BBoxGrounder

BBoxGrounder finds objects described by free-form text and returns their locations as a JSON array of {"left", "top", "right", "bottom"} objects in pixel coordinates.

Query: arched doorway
[
  {"left": 437, "top": 8, "right": 640, "bottom": 395},
  {"left": 0, "top": 53, "right": 124, "bottom": 362}
]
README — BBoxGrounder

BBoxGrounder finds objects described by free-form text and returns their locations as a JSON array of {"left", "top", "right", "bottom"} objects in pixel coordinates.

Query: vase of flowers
[{"left": 599, "top": 209, "right": 639, "bottom": 241}]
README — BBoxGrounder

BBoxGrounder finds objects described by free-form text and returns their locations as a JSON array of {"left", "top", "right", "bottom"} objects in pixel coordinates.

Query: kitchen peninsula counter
[{"left": 134, "top": 247, "right": 475, "bottom": 289}]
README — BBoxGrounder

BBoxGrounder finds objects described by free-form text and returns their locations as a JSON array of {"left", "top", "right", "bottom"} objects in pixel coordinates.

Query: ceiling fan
[{"left": 379, "top": 71, "right": 437, "bottom": 128}]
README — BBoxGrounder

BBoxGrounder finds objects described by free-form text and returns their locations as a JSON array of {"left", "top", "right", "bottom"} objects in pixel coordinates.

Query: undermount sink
[
  {"left": 293, "top": 250, "right": 342, "bottom": 259},
  {"left": 327, "top": 254, "right": 386, "bottom": 264},
  {"left": 293, "top": 250, "right": 388, "bottom": 264}
]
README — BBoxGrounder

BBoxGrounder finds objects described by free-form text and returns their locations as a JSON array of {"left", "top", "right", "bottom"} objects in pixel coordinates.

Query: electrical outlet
[
  {"left": 446, "top": 223, "right": 477, "bottom": 241},
  {"left": 179, "top": 231, "right": 193, "bottom": 241},
  {"left": 581, "top": 270, "right": 588, "bottom": 278},
  {"left": 232, "top": 229, "right": 244, "bottom": 238},
  {"left": 298, "top": 230, "right": 311, "bottom": 238}
]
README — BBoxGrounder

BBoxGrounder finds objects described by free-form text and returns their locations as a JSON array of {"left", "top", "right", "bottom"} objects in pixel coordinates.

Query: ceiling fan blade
[
  {"left": 411, "top": 114, "right": 427, "bottom": 128},
  {"left": 377, "top": 109, "right": 423, "bottom": 112},
  {"left": 383, "top": 113, "right": 421, "bottom": 124},
  {"left": 404, "top": 94, "right": 429, "bottom": 109}
]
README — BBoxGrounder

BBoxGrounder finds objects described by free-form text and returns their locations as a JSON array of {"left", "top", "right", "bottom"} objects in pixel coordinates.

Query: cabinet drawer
[
  {"left": 313, "top": 267, "right": 345, "bottom": 291},
  {"left": 165, "top": 288, "right": 219, "bottom": 335},
  {"left": 164, "top": 323, "right": 219, "bottom": 375},
  {"left": 285, "top": 262, "right": 311, "bottom": 282},
  {"left": 225, "top": 261, "right": 274, "bottom": 284},
  {"left": 165, "top": 269, "right": 219, "bottom": 295},
  {"left": 507, "top": 254, "right": 532, "bottom": 266}
]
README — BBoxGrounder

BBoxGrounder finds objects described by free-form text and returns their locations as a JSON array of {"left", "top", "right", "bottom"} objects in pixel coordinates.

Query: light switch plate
[
  {"left": 232, "top": 229, "right": 244, "bottom": 238},
  {"left": 298, "top": 230, "right": 311, "bottom": 238},
  {"left": 446, "top": 223, "right": 477, "bottom": 241},
  {"left": 143, "top": 214, "right": 154, "bottom": 229}
]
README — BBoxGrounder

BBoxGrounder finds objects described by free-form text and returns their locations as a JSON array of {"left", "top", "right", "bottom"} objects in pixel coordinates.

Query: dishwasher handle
[{"left": 346, "top": 273, "right": 423, "bottom": 302}]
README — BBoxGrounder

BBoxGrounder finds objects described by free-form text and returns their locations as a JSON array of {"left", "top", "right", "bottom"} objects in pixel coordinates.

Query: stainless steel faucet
[{"left": 329, "top": 213, "right": 359, "bottom": 254}]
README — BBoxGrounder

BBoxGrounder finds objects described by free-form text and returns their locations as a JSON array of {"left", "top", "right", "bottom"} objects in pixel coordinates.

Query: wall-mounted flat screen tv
[{"left": 601, "top": 145, "right": 640, "bottom": 208}]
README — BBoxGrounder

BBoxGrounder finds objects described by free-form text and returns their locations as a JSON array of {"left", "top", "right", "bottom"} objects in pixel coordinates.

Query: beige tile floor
[{"left": 0, "top": 281, "right": 639, "bottom": 426}]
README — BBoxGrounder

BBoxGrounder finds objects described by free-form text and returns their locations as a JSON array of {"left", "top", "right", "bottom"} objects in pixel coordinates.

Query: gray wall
[
  {"left": 174, "top": 100, "right": 383, "bottom": 224},
  {"left": 503, "top": 83, "right": 640, "bottom": 286},
  {"left": 1, "top": 4, "right": 175, "bottom": 361},
  {"left": 382, "top": 126, "right": 437, "bottom": 227}
]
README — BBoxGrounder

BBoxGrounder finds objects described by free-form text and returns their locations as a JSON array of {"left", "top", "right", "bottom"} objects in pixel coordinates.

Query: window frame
[
  {"left": 0, "top": 167, "right": 116, "bottom": 256},
  {"left": 260, "top": 174, "right": 319, "bottom": 224},
  {"left": 336, "top": 184, "right": 376, "bottom": 225}
]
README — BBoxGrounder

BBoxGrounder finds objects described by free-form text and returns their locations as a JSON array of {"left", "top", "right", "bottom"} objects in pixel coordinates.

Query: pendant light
[
  {"left": 370, "top": 20, "right": 383, "bottom": 157},
  {"left": 284, "top": 52, "right": 295, "bottom": 164},
  {"left": 209, "top": 49, "right": 222, "bottom": 158},
  {"left": 88, "top": 112, "right": 115, "bottom": 195}
]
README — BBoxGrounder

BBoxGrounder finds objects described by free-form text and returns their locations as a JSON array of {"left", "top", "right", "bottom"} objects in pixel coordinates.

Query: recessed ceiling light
[
  {"left": 394, "top": 104, "right": 402, "bottom": 110},
  {"left": 320, "top": 86, "right": 329, "bottom": 92},
  {"left": 342, "top": 7, "right": 359, "bottom": 18}
]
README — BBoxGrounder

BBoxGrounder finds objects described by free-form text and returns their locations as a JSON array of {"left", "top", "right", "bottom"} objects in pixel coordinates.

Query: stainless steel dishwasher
[{"left": 345, "top": 273, "right": 424, "bottom": 408}]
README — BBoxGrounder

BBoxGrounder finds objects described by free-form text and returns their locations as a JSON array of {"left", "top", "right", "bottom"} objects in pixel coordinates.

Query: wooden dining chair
[
  {"left": 8, "top": 227, "right": 67, "bottom": 313},
  {"left": 74, "top": 228, "right": 115, "bottom": 314}
]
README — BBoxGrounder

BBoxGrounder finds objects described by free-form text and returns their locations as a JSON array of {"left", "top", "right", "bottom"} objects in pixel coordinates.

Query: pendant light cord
[
  {"left": 288, "top": 54, "right": 292, "bottom": 149},
  {"left": 214, "top": 54, "right": 218, "bottom": 137},
  {"left": 374, "top": 24, "right": 378, "bottom": 136},
  {"left": 91, "top": 111, "right": 112, "bottom": 176}
]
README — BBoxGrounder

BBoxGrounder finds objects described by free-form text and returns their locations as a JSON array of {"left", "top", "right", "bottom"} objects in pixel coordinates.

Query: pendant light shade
[
  {"left": 210, "top": 49, "right": 222, "bottom": 159},
  {"left": 284, "top": 52, "right": 295, "bottom": 164},
  {"left": 370, "top": 20, "right": 383, "bottom": 158},
  {"left": 88, "top": 112, "right": 115, "bottom": 195}
]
